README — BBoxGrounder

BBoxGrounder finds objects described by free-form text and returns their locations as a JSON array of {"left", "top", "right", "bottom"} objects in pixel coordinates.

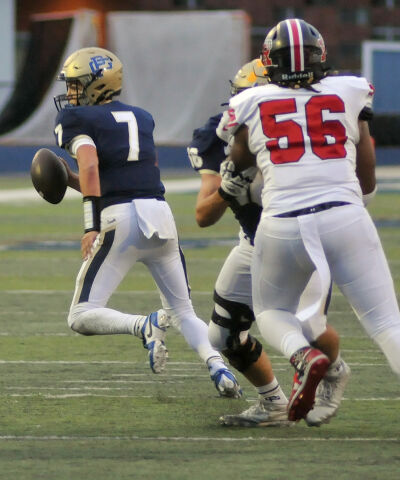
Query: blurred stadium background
[{"left": 0, "top": 0, "right": 399, "bottom": 174}]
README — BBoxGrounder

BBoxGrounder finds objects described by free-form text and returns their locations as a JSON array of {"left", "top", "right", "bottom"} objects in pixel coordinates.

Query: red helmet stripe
[{"left": 286, "top": 19, "right": 304, "bottom": 71}]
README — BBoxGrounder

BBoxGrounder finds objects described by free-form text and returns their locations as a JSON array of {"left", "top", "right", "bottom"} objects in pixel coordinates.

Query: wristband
[
  {"left": 362, "top": 185, "right": 377, "bottom": 206},
  {"left": 83, "top": 196, "right": 101, "bottom": 232},
  {"left": 217, "top": 186, "right": 235, "bottom": 202}
]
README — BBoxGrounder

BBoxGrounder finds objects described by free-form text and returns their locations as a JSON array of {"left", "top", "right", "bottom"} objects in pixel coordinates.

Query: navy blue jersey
[
  {"left": 188, "top": 113, "right": 262, "bottom": 243},
  {"left": 55, "top": 100, "right": 165, "bottom": 208},
  {"left": 187, "top": 113, "right": 226, "bottom": 174}
]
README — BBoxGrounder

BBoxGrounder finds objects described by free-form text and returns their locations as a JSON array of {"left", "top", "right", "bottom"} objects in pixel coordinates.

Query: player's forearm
[
  {"left": 356, "top": 120, "right": 376, "bottom": 195},
  {"left": 195, "top": 190, "right": 229, "bottom": 227},
  {"left": 68, "top": 171, "right": 81, "bottom": 192},
  {"left": 78, "top": 165, "right": 101, "bottom": 197},
  {"left": 230, "top": 126, "right": 257, "bottom": 172},
  {"left": 76, "top": 145, "right": 101, "bottom": 197}
]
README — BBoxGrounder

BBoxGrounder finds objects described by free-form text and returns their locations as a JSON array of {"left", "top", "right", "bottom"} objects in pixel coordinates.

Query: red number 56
[{"left": 259, "top": 95, "right": 347, "bottom": 164}]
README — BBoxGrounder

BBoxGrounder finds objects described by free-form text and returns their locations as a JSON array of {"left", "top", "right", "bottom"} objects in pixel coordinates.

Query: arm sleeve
[{"left": 69, "top": 135, "right": 96, "bottom": 156}]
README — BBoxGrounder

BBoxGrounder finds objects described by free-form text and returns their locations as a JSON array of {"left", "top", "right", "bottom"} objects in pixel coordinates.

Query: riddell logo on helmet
[{"left": 282, "top": 72, "right": 313, "bottom": 80}]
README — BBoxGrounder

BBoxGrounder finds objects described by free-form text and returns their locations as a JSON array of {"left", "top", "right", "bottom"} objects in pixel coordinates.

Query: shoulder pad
[{"left": 190, "top": 113, "right": 224, "bottom": 153}]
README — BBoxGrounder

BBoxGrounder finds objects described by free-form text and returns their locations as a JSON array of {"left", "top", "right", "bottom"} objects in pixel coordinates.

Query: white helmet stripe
[{"left": 286, "top": 19, "right": 304, "bottom": 72}]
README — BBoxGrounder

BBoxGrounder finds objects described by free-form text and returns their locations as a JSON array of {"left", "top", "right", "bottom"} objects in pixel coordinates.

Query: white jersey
[{"left": 220, "top": 75, "right": 374, "bottom": 216}]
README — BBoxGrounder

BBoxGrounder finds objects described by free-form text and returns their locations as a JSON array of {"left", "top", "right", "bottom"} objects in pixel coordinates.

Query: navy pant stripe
[
  {"left": 79, "top": 230, "right": 116, "bottom": 303},
  {"left": 178, "top": 245, "right": 191, "bottom": 297},
  {"left": 324, "top": 280, "right": 333, "bottom": 316}
]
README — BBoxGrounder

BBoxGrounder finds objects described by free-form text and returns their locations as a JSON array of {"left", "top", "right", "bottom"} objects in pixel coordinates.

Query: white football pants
[
  {"left": 208, "top": 234, "right": 329, "bottom": 352},
  {"left": 252, "top": 203, "right": 400, "bottom": 379},
  {"left": 68, "top": 200, "right": 222, "bottom": 363}
]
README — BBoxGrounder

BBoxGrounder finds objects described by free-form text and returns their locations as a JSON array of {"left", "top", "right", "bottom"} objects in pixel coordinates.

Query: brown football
[{"left": 31, "top": 148, "right": 68, "bottom": 204}]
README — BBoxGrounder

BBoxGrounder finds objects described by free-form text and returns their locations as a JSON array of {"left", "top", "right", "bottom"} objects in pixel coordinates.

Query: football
[{"left": 31, "top": 148, "right": 68, "bottom": 204}]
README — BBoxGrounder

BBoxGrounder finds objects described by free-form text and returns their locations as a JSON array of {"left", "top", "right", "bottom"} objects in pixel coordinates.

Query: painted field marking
[
  {"left": 0, "top": 178, "right": 202, "bottom": 204},
  {"left": 0, "top": 435, "right": 398, "bottom": 442},
  {"left": 0, "top": 360, "right": 387, "bottom": 366},
  {"left": 4, "top": 393, "right": 400, "bottom": 402}
]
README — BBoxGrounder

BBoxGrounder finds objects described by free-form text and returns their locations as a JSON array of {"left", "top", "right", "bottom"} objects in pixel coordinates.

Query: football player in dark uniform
[
  {"left": 188, "top": 60, "right": 292, "bottom": 426},
  {"left": 188, "top": 59, "right": 349, "bottom": 426},
  {"left": 53, "top": 47, "right": 241, "bottom": 396}
]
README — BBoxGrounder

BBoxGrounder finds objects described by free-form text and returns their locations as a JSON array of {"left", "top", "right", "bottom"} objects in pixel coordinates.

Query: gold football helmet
[
  {"left": 54, "top": 47, "right": 123, "bottom": 111},
  {"left": 230, "top": 58, "right": 269, "bottom": 96}
]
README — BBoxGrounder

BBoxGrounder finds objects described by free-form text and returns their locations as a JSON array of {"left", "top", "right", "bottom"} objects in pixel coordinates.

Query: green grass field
[{"left": 0, "top": 176, "right": 399, "bottom": 480}]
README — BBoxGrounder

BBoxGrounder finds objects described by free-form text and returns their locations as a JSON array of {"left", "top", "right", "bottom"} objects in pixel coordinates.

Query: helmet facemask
[{"left": 54, "top": 75, "right": 87, "bottom": 111}]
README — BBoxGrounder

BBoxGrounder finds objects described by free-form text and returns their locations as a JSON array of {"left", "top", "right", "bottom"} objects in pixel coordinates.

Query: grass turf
[{"left": 0, "top": 180, "right": 399, "bottom": 479}]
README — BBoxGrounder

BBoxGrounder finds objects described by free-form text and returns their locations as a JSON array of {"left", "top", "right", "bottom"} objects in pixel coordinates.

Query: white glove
[{"left": 219, "top": 159, "right": 258, "bottom": 199}]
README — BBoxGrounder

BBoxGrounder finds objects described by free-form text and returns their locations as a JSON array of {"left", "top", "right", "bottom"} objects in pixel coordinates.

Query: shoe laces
[
  {"left": 316, "top": 373, "right": 347, "bottom": 406},
  {"left": 316, "top": 378, "right": 334, "bottom": 401},
  {"left": 241, "top": 400, "right": 266, "bottom": 416},
  {"left": 243, "top": 400, "right": 287, "bottom": 417},
  {"left": 290, "top": 347, "right": 311, "bottom": 373}
]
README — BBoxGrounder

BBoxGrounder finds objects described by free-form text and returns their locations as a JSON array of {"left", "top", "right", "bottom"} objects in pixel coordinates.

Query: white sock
[
  {"left": 257, "top": 377, "right": 288, "bottom": 405},
  {"left": 257, "top": 309, "right": 310, "bottom": 359},
  {"left": 170, "top": 310, "right": 224, "bottom": 363},
  {"left": 132, "top": 315, "right": 148, "bottom": 337},
  {"left": 69, "top": 306, "right": 147, "bottom": 335},
  {"left": 374, "top": 325, "right": 400, "bottom": 379},
  {"left": 326, "top": 353, "right": 343, "bottom": 376},
  {"left": 206, "top": 355, "right": 226, "bottom": 375}
]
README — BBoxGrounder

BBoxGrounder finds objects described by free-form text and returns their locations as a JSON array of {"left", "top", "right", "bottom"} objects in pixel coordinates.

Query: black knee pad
[
  {"left": 211, "top": 290, "right": 255, "bottom": 332},
  {"left": 223, "top": 334, "right": 262, "bottom": 373}
]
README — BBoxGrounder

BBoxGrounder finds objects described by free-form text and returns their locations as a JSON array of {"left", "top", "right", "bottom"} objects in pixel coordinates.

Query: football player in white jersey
[
  {"left": 53, "top": 47, "right": 242, "bottom": 397},
  {"left": 220, "top": 18, "right": 400, "bottom": 423},
  {"left": 190, "top": 60, "right": 349, "bottom": 426}
]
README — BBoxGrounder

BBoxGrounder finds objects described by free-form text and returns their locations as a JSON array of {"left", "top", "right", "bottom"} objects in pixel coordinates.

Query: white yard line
[
  {"left": 0, "top": 178, "right": 201, "bottom": 203},
  {"left": 5, "top": 393, "right": 400, "bottom": 403},
  {"left": 0, "top": 359, "right": 384, "bottom": 365},
  {"left": 0, "top": 435, "right": 397, "bottom": 442}
]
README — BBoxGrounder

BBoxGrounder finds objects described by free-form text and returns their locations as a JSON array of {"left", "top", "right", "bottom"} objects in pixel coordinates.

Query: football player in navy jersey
[
  {"left": 53, "top": 47, "right": 242, "bottom": 397},
  {"left": 188, "top": 59, "right": 350, "bottom": 426}
]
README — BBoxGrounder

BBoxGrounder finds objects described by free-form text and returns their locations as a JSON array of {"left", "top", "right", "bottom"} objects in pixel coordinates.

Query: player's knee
[
  {"left": 212, "top": 290, "right": 254, "bottom": 331},
  {"left": 223, "top": 334, "right": 262, "bottom": 373},
  {"left": 68, "top": 304, "right": 94, "bottom": 336}
]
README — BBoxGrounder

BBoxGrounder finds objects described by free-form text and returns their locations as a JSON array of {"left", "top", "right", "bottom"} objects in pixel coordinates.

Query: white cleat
[
  {"left": 220, "top": 400, "right": 294, "bottom": 427},
  {"left": 141, "top": 309, "right": 169, "bottom": 374},
  {"left": 306, "top": 360, "right": 351, "bottom": 427}
]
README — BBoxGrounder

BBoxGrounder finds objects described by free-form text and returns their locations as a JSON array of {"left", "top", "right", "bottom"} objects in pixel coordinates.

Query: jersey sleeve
[
  {"left": 216, "top": 108, "right": 240, "bottom": 143},
  {"left": 342, "top": 76, "right": 375, "bottom": 119},
  {"left": 216, "top": 88, "right": 259, "bottom": 142},
  {"left": 54, "top": 107, "right": 95, "bottom": 154},
  {"left": 359, "top": 79, "right": 375, "bottom": 120},
  {"left": 187, "top": 114, "right": 227, "bottom": 174}
]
